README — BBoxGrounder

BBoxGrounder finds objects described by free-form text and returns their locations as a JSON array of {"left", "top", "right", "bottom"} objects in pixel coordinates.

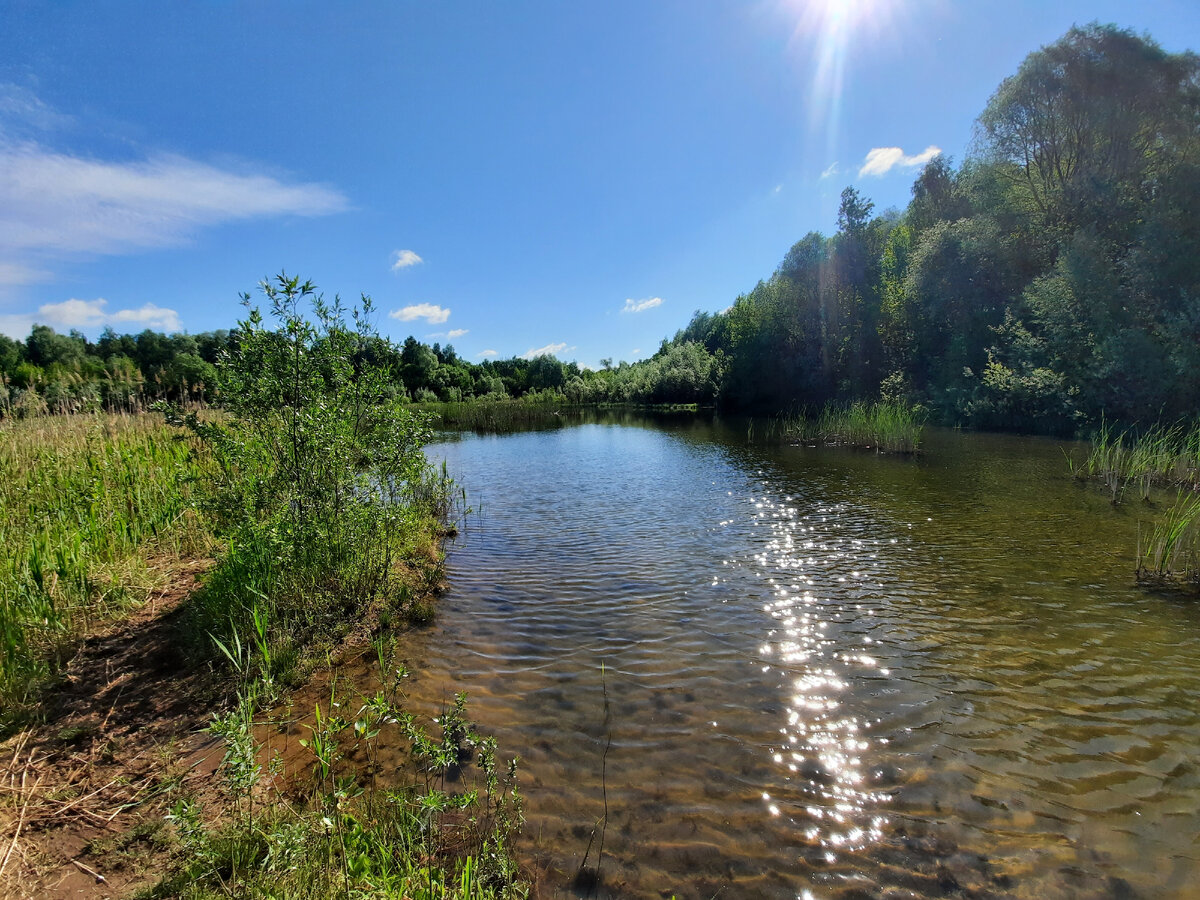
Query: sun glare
[{"left": 781, "top": 0, "right": 909, "bottom": 139}]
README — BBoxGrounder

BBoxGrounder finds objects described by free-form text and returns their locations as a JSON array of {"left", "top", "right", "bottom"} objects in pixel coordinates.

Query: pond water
[{"left": 389, "top": 414, "right": 1200, "bottom": 898}]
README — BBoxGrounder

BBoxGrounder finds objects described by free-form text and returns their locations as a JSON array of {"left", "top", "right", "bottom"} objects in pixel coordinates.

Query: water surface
[{"left": 392, "top": 416, "right": 1200, "bottom": 899}]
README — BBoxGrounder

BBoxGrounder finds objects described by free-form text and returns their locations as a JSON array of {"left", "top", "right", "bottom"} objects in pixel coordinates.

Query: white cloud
[
  {"left": 0, "top": 297, "right": 181, "bottom": 337},
  {"left": 390, "top": 249, "right": 422, "bottom": 271},
  {"left": 447, "top": 328, "right": 468, "bottom": 338},
  {"left": 621, "top": 296, "right": 663, "bottom": 314},
  {"left": 477, "top": 349, "right": 498, "bottom": 358},
  {"left": 521, "top": 342, "right": 571, "bottom": 360},
  {"left": 820, "top": 162, "right": 840, "bottom": 180},
  {"left": 773, "top": 183, "right": 783, "bottom": 194},
  {"left": 858, "top": 145, "right": 942, "bottom": 178},
  {"left": 0, "top": 141, "right": 349, "bottom": 260},
  {"left": 390, "top": 303, "right": 450, "bottom": 324}
]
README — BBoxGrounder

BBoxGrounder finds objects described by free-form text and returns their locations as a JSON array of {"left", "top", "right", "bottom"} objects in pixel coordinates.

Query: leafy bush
[{"left": 172, "top": 274, "right": 446, "bottom": 669}]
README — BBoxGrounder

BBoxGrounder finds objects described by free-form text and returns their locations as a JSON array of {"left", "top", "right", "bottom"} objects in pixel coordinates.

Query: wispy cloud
[
  {"left": 521, "top": 341, "right": 571, "bottom": 360},
  {"left": 0, "top": 142, "right": 349, "bottom": 262},
  {"left": 390, "top": 303, "right": 450, "bottom": 324},
  {"left": 621, "top": 296, "right": 663, "bottom": 314},
  {"left": 0, "top": 84, "right": 73, "bottom": 134},
  {"left": 0, "top": 297, "right": 182, "bottom": 338},
  {"left": 858, "top": 145, "right": 942, "bottom": 178},
  {"left": 447, "top": 328, "right": 468, "bottom": 338},
  {"left": 820, "top": 162, "right": 840, "bottom": 180},
  {"left": 0, "top": 87, "right": 349, "bottom": 292},
  {"left": 477, "top": 349, "right": 498, "bottom": 358},
  {"left": 390, "top": 249, "right": 422, "bottom": 271}
]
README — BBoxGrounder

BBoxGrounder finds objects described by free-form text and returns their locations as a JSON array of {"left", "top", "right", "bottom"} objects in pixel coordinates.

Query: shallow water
[{"left": 380, "top": 416, "right": 1200, "bottom": 898}]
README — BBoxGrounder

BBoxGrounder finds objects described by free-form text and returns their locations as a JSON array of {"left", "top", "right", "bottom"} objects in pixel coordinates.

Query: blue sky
[{"left": 1, "top": 1, "right": 1197, "bottom": 367}]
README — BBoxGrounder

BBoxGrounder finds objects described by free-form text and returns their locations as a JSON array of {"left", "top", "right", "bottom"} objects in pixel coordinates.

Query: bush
[{"left": 172, "top": 274, "right": 445, "bottom": 667}]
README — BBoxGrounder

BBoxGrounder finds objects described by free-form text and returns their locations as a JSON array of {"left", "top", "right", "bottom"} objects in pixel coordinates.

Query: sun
[{"left": 778, "top": 0, "right": 909, "bottom": 135}]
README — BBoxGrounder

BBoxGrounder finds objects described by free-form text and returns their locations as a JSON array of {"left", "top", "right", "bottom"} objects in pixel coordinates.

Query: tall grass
[
  {"left": 779, "top": 400, "right": 926, "bottom": 454},
  {"left": 1077, "top": 419, "right": 1200, "bottom": 502},
  {"left": 0, "top": 413, "right": 212, "bottom": 716},
  {"left": 1137, "top": 492, "right": 1200, "bottom": 591},
  {"left": 418, "top": 398, "right": 582, "bottom": 433}
]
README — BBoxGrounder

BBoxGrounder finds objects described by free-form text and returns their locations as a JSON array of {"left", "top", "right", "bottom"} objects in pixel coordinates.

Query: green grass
[
  {"left": 1137, "top": 492, "right": 1200, "bottom": 592},
  {"left": 146, "top": 650, "right": 526, "bottom": 899},
  {"left": 0, "top": 413, "right": 213, "bottom": 718},
  {"left": 778, "top": 400, "right": 927, "bottom": 454},
  {"left": 1076, "top": 419, "right": 1200, "bottom": 503},
  {"left": 418, "top": 398, "right": 584, "bottom": 433}
]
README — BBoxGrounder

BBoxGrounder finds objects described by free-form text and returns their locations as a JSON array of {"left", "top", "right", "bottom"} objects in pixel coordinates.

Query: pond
[{"left": 395, "top": 414, "right": 1200, "bottom": 899}]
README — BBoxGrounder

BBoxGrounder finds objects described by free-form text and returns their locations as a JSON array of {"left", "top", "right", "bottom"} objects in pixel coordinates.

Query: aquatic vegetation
[
  {"left": 1076, "top": 419, "right": 1200, "bottom": 503},
  {"left": 153, "top": 677, "right": 525, "bottom": 899},
  {"left": 419, "top": 397, "right": 583, "bottom": 433},
  {"left": 1137, "top": 492, "right": 1200, "bottom": 592},
  {"left": 0, "top": 413, "right": 213, "bottom": 718},
  {"left": 779, "top": 400, "right": 926, "bottom": 454}
]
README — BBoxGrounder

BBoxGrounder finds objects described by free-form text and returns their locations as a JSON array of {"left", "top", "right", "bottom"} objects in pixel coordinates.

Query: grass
[
  {"left": 1073, "top": 419, "right": 1200, "bottom": 503},
  {"left": 0, "top": 413, "right": 214, "bottom": 720},
  {"left": 146, "top": 642, "right": 525, "bottom": 899},
  {"left": 3, "top": 283, "right": 527, "bottom": 897},
  {"left": 417, "top": 398, "right": 583, "bottom": 434},
  {"left": 1137, "top": 492, "right": 1200, "bottom": 592},
  {"left": 777, "top": 400, "right": 927, "bottom": 454}
]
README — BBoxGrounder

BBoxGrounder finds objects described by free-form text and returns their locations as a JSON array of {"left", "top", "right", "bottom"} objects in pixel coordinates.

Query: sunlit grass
[
  {"left": 1074, "top": 419, "right": 1200, "bottom": 503},
  {"left": 0, "top": 413, "right": 214, "bottom": 718},
  {"left": 779, "top": 400, "right": 926, "bottom": 454},
  {"left": 1137, "top": 492, "right": 1200, "bottom": 592}
]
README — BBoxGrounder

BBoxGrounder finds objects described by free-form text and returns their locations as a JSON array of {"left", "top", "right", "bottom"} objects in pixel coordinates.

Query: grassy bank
[
  {"left": 0, "top": 413, "right": 214, "bottom": 721},
  {"left": 0, "top": 277, "right": 527, "bottom": 899},
  {"left": 777, "top": 400, "right": 927, "bottom": 453},
  {"left": 148, "top": 278, "right": 526, "bottom": 896}
]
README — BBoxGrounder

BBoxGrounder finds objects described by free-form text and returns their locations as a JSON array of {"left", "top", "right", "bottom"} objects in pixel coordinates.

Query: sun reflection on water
[{"left": 738, "top": 481, "right": 892, "bottom": 866}]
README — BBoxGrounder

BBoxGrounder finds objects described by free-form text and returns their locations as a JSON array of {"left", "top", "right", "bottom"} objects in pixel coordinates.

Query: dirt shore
[{"left": 1, "top": 558, "right": 224, "bottom": 900}]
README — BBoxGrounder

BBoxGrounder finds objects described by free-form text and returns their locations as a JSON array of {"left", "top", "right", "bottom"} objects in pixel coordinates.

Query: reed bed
[
  {"left": 1075, "top": 420, "right": 1200, "bottom": 502},
  {"left": 0, "top": 413, "right": 212, "bottom": 716},
  {"left": 419, "top": 399, "right": 583, "bottom": 433},
  {"left": 779, "top": 400, "right": 926, "bottom": 454}
]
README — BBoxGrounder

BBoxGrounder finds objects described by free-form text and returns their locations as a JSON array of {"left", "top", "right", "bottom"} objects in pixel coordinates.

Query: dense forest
[{"left": 2, "top": 24, "right": 1197, "bottom": 434}]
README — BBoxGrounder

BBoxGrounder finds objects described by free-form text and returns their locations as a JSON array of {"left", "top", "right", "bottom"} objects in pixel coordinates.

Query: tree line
[
  {"left": 3, "top": 25, "right": 1196, "bottom": 433},
  {"left": 663, "top": 23, "right": 1200, "bottom": 433}
]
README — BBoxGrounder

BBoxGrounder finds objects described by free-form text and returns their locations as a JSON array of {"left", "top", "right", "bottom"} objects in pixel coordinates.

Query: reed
[
  {"left": 779, "top": 400, "right": 926, "bottom": 453},
  {"left": 0, "top": 413, "right": 213, "bottom": 717},
  {"left": 1137, "top": 492, "right": 1200, "bottom": 591},
  {"left": 1080, "top": 419, "right": 1200, "bottom": 502},
  {"left": 419, "top": 398, "right": 583, "bottom": 433}
]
